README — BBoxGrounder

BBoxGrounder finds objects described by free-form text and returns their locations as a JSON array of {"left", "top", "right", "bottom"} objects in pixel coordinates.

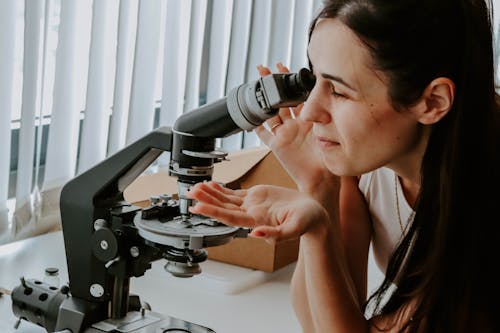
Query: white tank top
[{"left": 358, "top": 167, "right": 415, "bottom": 273}]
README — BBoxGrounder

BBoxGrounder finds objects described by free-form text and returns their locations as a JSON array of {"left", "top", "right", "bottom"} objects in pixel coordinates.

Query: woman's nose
[{"left": 300, "top": 86, "right": 331, "bottom": 124}]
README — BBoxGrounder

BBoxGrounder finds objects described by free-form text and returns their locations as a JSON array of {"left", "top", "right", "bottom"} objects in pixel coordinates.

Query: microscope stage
[{"left": 134, "top": 214, "right": 243, "bottom": 249}]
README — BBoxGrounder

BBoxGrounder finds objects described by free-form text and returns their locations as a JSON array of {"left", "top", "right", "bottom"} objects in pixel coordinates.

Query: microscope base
[{"left": 86, "top": 310, "right": 215, "bottom": 333}]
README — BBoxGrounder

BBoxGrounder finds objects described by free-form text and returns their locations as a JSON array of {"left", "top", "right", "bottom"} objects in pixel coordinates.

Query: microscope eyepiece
[
  {"left": 223, "top": 67, "right": 316, "bottom": 132},
  {"left": 285, "top": 67, "right": 316, "bottom": 97}
]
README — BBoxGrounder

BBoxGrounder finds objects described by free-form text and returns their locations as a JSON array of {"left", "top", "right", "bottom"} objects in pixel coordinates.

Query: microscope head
[{"left": 169, "top": 68, "right": 315, "bottom": 213}]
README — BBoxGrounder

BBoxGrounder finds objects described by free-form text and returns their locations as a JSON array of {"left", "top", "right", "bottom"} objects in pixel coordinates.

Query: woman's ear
[{"left": 412, "top": 77, "right": 455, "bottom": 125}]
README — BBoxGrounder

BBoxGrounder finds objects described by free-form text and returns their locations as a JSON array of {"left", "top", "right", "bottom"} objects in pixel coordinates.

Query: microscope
[{"left": 7, "top": 68, "right": 315, "bottom": 333}]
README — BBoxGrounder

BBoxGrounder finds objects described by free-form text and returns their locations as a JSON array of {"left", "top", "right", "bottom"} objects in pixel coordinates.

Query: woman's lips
[{"left": 316, "top": 136, "right": 340, "bottom": 148}]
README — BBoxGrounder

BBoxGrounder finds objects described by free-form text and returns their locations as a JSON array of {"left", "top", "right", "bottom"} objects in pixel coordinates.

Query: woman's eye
[
  {"left": 332, "top": 90, "right": 344, "bottom": 98},
  {"left": 330, "top": 84, "right": 345, "bottom": 98}
]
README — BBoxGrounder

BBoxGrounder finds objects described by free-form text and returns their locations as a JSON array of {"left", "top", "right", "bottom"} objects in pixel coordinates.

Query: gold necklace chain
[
  {"left": 394, "top": 174, "right": 405, "bottom": 234},
  {"left": 395, "top": 173, "right": 416, "bottom": 235}
]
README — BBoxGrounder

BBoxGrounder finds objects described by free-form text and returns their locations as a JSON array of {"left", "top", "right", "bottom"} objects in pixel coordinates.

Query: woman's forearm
[
  {"left": 291, "top": 249, "right": 315, "bottom": 332},
  {"left": 297, "top": 221, "right": 368, "bottom": 332},
  {"left": 291, "top": 179, "right": 369, "bottom": 332}
]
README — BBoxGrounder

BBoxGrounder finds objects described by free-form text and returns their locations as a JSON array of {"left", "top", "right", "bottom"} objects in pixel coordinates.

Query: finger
[
  {"left": 251, "top": 224, "right": 300, "bottom": 243},
  {"left": 188, "top": 183, "right": 230, "bottom": 205},
  {"left": 280, "top": 102, "right": 305, "bottom": 121},
  {"left": 206, "top": 181, "right": 247, "bottom": 198},
  {"left": 255, "top": 124, "right": 273, "bottom": 145},
  {"left": 250, "top": 226, "right": 278, "bottom": 244},
  {"left": 189, "top": 203, "right": 256, "bottom": 228},
  {"left": 262, "top": 122, "right": 282, "bottom": 136},
  {"left": 270, "top": 122, "right": 282, "bottom": 135},
  {"left": 291, "top": 103, "right": 304, "bottom": 119},
  {"left": 265, "top": 114, "right": 282, "bottom": 127},
  {"left": 188, "top": 183, "right": 243, "bottom": 207},
  {"left": 276, "top": 62, "right": 289, "bottom": 73},
  {"left": 264, "top": 115, "right": 283, "bottom": 135},
  {"left": 278, "top": 107, "right": 294, "bottom": 122},
  {"left": 188, "top": 187, "right": 241, "bottom": 212},
  {"left": 257, "top": 65, "right": 271, "bottom": 77}
]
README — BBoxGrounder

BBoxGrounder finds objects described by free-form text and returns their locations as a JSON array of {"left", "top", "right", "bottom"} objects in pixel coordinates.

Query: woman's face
[{"left": 303, "top": 18, "right": 424, "bottom": 176}]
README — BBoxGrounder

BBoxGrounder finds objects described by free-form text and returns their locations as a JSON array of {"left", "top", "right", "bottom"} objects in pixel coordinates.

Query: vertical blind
[
  {"left": 1, "top": 0, "right": 498, "bottom": 244},
  {"left": 0, "top": 0, "right": 323, "bottom": 244},
  {"left": 0, "top": 1, "right": 17, "bottom": 241}
]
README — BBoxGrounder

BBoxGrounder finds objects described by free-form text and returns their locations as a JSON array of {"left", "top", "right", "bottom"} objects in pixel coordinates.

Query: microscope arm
[{"left": 59, "top": 126, "right": 173, "bottom": 303}]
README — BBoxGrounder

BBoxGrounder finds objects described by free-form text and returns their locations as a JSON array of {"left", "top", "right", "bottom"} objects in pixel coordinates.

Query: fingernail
[{"left": 252, "top": 230, "right": 266, "bottom": 238}]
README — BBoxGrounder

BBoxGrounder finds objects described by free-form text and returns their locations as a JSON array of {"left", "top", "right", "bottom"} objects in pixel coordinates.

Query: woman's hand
[
  {"left": 256, "top": 63, "right": 335, "bottom": 195},
  {"left": 186, "top": 181, "right": 329, "bottom": 243}
]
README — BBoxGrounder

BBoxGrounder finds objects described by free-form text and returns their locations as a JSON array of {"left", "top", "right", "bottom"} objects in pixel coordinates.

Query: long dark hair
[{"left": 310, "top": 1, "right": 500, "bottom": 332}]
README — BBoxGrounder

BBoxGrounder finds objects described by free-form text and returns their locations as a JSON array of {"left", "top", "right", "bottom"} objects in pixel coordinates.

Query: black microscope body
[{"left": 9, "top": 69, "right": 315, "bottom": 333}]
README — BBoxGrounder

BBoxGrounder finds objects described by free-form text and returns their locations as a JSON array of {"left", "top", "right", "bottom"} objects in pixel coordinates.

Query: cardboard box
[{"left": 124, "top": 146, "right": 299, "bottom": 272}]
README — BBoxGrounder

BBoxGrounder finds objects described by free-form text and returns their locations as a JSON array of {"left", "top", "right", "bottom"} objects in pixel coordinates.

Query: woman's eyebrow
[{"left": 321, "top": 72, "right": 357, "bottom": 91}]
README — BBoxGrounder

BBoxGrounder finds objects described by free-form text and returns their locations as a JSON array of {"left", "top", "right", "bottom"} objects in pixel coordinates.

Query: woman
[{"left": 188, "top": 0, "right": 500, "bottom": 332}]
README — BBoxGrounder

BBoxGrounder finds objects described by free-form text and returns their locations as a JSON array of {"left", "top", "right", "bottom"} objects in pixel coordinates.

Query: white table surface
[{"left": 0, "top": 231, "right": 302, "bottom": 333}]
